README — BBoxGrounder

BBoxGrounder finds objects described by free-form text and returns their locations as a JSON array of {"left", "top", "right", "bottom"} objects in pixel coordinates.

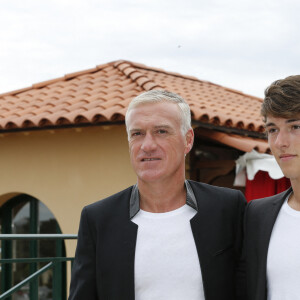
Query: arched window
[{"left": 0, "top": 194, "right": 66, "bottom": 300}]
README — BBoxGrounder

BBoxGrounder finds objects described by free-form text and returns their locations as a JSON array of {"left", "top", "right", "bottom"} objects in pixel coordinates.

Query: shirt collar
[{"left": 129, "top": 180, "right": 198, "bottom": 219}]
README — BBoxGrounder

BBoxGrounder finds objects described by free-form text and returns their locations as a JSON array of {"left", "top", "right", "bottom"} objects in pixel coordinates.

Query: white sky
[{"left": 0, "top": 0, "right": 299, "bottom": 97}]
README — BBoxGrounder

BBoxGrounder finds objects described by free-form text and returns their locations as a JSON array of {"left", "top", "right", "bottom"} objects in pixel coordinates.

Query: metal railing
[{"left": 0, "top": 234, "right": 77, "bottom": 300}]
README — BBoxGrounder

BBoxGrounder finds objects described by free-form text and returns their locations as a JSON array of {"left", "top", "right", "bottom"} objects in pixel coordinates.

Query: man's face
[
  {"left": 126, "top": 102, "right": 194, "bottom": 184},
  {"left": 266, "top": 115, "right": 300, "bottom": 180}
]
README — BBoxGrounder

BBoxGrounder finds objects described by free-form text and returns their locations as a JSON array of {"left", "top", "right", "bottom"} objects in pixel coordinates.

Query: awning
[
  {"left": 195, "top": 128, "right": 269, "bottom": 153},
  {"left": 234, "top": 150, "right": 284, "bottom": 186}
]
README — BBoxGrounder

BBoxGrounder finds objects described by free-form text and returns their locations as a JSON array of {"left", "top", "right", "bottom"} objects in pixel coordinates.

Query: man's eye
[
  {"left": 132, "top": 132, "right": 141, "bottom": 137},
  {"left": 292, "top": 125, "right": 300, "bottom": 130},
  {"left": 157, "top": 129, "right": 167, "bottom": 134},
  {"left": 267, "top": 128, "right": 277, "bottom": 134}
]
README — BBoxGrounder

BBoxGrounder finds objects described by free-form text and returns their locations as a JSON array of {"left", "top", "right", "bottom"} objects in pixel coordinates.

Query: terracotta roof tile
[
  {"left": 0, "top": 59, "right": 267, "bottom": 150},
  {"left": 196, "top": 128, "right": 269, "bottom": 153},
  {"left": 78, "top": 107, "right": 108, "bottom": 122}
]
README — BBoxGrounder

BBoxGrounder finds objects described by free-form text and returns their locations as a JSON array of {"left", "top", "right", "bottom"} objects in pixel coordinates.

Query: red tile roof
[
  {"left": 0, "top": 60, "right": 268, "bottom": 151},
  {"left": 0, "top": 60, "right": 264, "bottom": 131}
]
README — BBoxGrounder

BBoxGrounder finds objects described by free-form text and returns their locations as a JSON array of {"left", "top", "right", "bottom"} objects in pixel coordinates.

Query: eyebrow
[
  {"left": 130, "top": 125, "right": 171, "bottom": 130},
  {"left": 129, "top": 128, "right": 141, "bottom": 134},
  {"left": 265, "top": 118, "right": 300, "bottom": 127},
  {"left": 129, "top": 124, "right": 172, "bottom": 133},
  {"left": 286, "top": 118, "right": 300, "bottom": 123},
  {"left": 154, "top": 125, "right": 172, "bottom": 129}
]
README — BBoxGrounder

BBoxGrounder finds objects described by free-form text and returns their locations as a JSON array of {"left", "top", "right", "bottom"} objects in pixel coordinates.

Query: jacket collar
[
  {"left": 129, "top": 180, "right": 198, "bottom": 219},
  {"left": 272, "top": 186, "right": 293, "bottom": 206}
]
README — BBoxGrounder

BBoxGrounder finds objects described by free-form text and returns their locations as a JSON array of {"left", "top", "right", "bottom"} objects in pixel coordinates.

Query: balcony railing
[{"left": 0, "top": 234, "right": 77, "bottom": 300}]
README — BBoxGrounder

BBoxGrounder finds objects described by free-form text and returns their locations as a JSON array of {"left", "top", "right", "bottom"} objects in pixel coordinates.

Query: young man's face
[
  {"left": 126, "top": 101, "right": 194, "bottom": 185},
  {"left": 266, "top": 115, "right": 300, "bottom": 180}
]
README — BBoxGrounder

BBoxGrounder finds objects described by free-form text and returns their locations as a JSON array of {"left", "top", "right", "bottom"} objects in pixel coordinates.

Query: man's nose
[
  {"left": 141, "top": 133, "right": 157, "bottom": 152},
  {"left": 275, "top": 130, "right": 290, "bottom": 149}
]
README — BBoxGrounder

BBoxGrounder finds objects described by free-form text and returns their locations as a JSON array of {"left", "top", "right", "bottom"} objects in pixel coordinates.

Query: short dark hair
[{"left": 261, "top": 75, "right": 300, "bottom": 122}]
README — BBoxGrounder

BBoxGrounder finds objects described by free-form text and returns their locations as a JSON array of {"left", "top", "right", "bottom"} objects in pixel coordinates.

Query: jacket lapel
[
  {"left": 190, "top": 211, "right": 212, "bottom": 299},
  {"left": 122, "top": 221, "right": 138, "bottom": 300},
  {"left": 189, "top": 194, "right": 226, "bottom": 299},
  {"left": 190, "top": 210, "right": 215, "bottom": 269}
]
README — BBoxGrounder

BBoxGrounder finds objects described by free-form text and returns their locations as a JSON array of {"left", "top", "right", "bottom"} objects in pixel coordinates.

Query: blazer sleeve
[{"left": 68, "top": 207, "right": 98, "bottom": 300}]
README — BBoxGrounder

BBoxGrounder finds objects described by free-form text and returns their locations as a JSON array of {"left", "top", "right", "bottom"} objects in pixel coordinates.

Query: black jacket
[
  {"left": 244, "top": 187, "right": 292, "bottom": 300},
  {"left": 69, "top": 180, "right": 246, "bottom": 300}
]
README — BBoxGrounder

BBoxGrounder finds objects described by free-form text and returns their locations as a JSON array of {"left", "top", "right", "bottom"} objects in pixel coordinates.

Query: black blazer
[
  {"left": 244, "top": 187, "right": 292, "bottom": 300},
  {"left": 69, "top": 180, "right": 246, "bottom": 300}
]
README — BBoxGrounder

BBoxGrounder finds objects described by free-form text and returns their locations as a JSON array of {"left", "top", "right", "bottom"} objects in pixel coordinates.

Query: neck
[
  {"left": 289, "top": 179, "right": 300, "bottom": 211},
  {"left": 137, "top": 177, "right": 187, "bottom": 213}
]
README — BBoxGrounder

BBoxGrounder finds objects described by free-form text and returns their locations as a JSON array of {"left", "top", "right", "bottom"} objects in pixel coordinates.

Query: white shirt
[
  {"left": 132, "top": 204, "right": 205, "bottom": 300},
  {"left": 267, "top": 196, "right": 300, "bottom": 300}
]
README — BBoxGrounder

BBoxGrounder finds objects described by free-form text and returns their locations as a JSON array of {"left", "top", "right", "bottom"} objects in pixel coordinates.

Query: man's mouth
[
  {"left": 279, "top": 154, "right": 296, "bottom": 161},
  {"left": 141, "top": 158, "right": 160, "bottom": 161}
]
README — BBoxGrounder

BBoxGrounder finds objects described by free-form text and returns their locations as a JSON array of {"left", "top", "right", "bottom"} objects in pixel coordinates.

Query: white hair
[{"left": 125, "top": 90, "right": 192, "bottom": 137}]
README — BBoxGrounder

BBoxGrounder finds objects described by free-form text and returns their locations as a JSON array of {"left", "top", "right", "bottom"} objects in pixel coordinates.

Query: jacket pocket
[{"left": 213, "top": 244, "right": 234, "bottom": 256}]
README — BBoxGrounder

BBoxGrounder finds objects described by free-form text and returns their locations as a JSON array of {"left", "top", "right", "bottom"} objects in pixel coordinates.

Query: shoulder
[
  {"left": 187, "top": 180, "right": 246, "bottom": 218},
  {"left": 188, "top": 180, "right": 245, "bottom": 205},
  {"left": 245, "top": 188, "right": 292, "bottom": 229},
  {"left": 247, "top": 187, "right": 291, "bottom": 213}
]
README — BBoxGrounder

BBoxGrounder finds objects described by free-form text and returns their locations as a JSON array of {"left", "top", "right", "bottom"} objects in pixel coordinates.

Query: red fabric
[{"left": 245, "top": 170, "right": 291, "bottom": 202}]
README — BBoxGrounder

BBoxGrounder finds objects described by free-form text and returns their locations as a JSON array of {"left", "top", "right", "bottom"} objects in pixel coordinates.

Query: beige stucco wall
[{"left": 0, "top": 124, "right": 137, "bottom": 290}]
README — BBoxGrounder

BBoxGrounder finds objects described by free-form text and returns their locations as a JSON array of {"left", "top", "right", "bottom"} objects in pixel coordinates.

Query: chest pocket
[{"left": 213, "top": 244, "right": 234, "bottom": 256}]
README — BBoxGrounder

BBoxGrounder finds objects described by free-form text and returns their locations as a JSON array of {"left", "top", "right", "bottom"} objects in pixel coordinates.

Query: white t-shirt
[
  {"left": 267, "top": 196, "right": 300, "bottom": 300},
  {"left": 132, "top": 204, "right": 205, "bottom": 300}
]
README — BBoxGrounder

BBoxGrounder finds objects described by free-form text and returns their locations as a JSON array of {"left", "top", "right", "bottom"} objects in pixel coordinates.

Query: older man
[{"left": 69, "top": 90, "right": 246, "bottom": 300}]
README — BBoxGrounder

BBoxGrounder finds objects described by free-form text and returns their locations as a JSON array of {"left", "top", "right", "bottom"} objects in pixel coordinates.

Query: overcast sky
[{"left": 0, "top": 0, "right": 299, "bottom": 97}]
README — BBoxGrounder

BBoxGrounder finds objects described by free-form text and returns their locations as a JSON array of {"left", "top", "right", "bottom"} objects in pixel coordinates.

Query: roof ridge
[
  {"left": 113, "top": 60, "right": 164, "bottom": 91},
  {"left": 131, "top": 61, "right": 201, "bottom": 81},
  {"left": 126, "top": 60, "right": 262, "bottom": 102}
]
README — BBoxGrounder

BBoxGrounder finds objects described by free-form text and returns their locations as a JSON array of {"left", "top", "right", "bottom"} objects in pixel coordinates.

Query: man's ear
[{"left": 184, "top": 129, "right": 194, "bottom": 155}]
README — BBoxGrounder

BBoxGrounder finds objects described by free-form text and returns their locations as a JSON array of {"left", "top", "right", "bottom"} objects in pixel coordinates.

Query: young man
[
  {"left": 245, "top": 75, "right": 300, "bottom": 300},
  {"left": 69, "top": 90, "right": 246, "bottom": 300}
]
